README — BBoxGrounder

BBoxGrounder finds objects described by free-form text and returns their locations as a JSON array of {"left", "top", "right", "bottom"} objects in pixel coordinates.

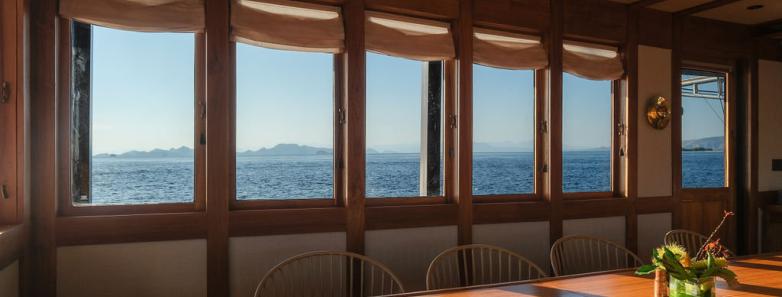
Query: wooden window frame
[
  {"left": 561, "top": 46, "right": 626, "bottom": 200},
  {"left": 55, "top": 19, "right": 207, "bottom": 216},
  {"left": 472, "top": 68, "right": 545, "bottom": 204},
  {"left": 678, "top": 63, "right": 734, "bottom": 192},
  {"left": 0, "top": 0, "right": 23, "bottom": 226}
]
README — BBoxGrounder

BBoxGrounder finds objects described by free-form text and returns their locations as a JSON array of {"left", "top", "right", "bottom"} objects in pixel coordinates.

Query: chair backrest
[
  {"left": 664, "top": 229, "right": 733, "bottom": 257},
  {"left": 550, "top": 235, "right": 644, "bottom": 276},
  {"left": 254, "top": 251, "right": 405, "bottom": 297},
  {"left": 426, "top": 244, "right": 548, "bottom": 290}
]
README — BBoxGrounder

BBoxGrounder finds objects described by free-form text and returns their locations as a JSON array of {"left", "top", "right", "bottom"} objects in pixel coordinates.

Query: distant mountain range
[
  {"left": 94, "top": 144, "right": 377, "bottom": 158},
  {"left": 682, "top": 136, "right": 724, "bottom": 151}
]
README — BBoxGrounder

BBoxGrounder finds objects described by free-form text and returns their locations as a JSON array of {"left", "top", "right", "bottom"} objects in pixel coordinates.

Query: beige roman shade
[
  {"left": 473, "top": 28, "right": 547, "bottom": 70},
  {"left": 232, "top": 0, "right": 344, "bottom": 53},
  {"left": 365, "top": 12, "right": 455, "bottom": 61},
  {"left": 59, "top": 0, "right": 205, "bottom": 32},
  {"left": 563, "top": 40, "right": 624, "bottom": 81}
]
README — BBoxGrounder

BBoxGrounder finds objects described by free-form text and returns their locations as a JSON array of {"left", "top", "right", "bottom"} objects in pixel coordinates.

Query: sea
[{"left": 87, "top": 151, "right": 725, "bottom": 205}]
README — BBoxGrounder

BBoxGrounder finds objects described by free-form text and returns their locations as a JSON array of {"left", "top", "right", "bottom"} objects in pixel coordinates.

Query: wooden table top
[{"left": 398, "top": 253, "right": 782, "bottom": 297}]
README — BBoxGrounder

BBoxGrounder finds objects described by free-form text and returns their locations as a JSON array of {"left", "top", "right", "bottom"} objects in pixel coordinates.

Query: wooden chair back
[
  {"left": 550, "top": 235, "right": 644, "bottom": 276},
  {"left": 254, "top": 251, "right": 405, "bottom": 297},
  {"left": 664, "top": 229, "right": 733, "bottom": 257},
  {"left": 426, "top": 244, "right": 547, "bottom": 290}
]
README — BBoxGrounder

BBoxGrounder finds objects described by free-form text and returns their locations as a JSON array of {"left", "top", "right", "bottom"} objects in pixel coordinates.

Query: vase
[{"left": 668, "top": 277, "right": 716, "bottom": 297}]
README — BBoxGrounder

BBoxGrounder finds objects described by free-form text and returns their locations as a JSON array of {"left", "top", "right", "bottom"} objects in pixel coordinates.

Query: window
[
  {"left": 365, "top": 52, "right": 443, "bottom": 198},
  {"left": 562, "top": 73, "right": 612, "bottom": 193},
  {"left": 235, "top": 44, "right": 334, "bottom": 200},
  {"left": 70, "top": 22, "right": 197, "bottom": 205},
  {"left": 681, "top": 69, "right": 726, "bottom": 188},
  {"left": 472, "top": 65, "right": 535, "bottom": 195}
]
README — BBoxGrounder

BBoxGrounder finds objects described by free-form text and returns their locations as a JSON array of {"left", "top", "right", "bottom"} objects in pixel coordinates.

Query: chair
[
  {"left": 664, "top": 229, "right": 733, "bottom": 257},
  {"left": 550, "top": 235, "right": 644, "bottom": 276},
  {"left": 426, "top": 244, "right": 548, "bottom": 290},
  {"left": 254, "top": 251, "right": 405, "bottom": 297}
]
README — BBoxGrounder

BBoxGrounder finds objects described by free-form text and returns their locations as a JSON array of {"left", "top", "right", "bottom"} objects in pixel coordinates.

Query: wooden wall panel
[
  {"left": 638, "top": 8, "right": 672, "bottom": 48},
  {"left": 564, "top": 0, "right": 627, "bottom": 43},
  {"left": 473, "top": 0, "right": 548, "bottom": 32},
  {"left": 681, "top": 17, "right": 752, "bottom": 61},
  {"left": 365, "top": 0, "right": 458, "bottom": 20}
]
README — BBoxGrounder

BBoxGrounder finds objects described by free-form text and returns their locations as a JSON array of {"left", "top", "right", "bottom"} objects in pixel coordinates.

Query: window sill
[{"left": 60, "top": 202, "right": 201, "bottom": 216}]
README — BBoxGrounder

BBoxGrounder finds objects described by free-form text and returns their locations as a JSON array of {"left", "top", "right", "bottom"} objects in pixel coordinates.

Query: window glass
[
  {"left": 681, "top": 69, "right": 726, "bottom": 188},
  {"left": 365, "top": 53, "right": 443, "bottom": 198},
  {"left": 562, "top": 73, "right": 612, "bottom": 193},
  {"left": 75, "top": 24, "right": 195, "bottom": 205},
  {"left": 235, "top": 44, "right": 334, "bottom": 199},
  {"left": 472, "top": 65, "right": 535, "bottom": 195}
]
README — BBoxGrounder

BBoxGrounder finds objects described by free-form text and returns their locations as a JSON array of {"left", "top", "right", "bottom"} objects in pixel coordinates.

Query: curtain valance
[
  {"left": 473, "top": 28, "right": 547, "bottom": 70},
  {"left": 563, "top": 40, "right": 624, "bottom": 80},
  {"left": 365, "top": 12, "right": 455, "bottom": 61},
  {"left": 59, "top": 0, "right": 205, "bottom": 32}
]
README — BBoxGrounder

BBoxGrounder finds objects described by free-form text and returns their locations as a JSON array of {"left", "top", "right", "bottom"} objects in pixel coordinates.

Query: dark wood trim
[
  {"left": 625, "top": 4, "right": 640, "bottom": 254},
  {"left": 629, "top": 0, "right": 665, "bottom": 8},
  {"left": 364, "top": 0, "right": 458, "bottom": 21},
  {"left": 232, "top": 198, "right": 337, "bottom": 210},
  {"left": 194, "top": 32, "right": 207, "bottom": 211},
  {"left": 343, "top": 0, "right": 366, "bottom": 254},
  {"left": 674, "top": 0, "right": 741, "bottom": 16},
  {"left": 563, "top": 198, "right": 628, "bottom": 219},
  {"left": 636, "top": 196, "right": 674, "bottom": 214},
  {"left": 455, "top": 0, "right": 474, "bottom": 246},
  {"left": 535, "top": 69, "right": 546, "bottom": 199},
  {"left": 743, "top": 49, "right": 760, "bottom": 254},
  {"left": 473, "top": 201, "right": 550, "bottom": 224},
  {"left": 56, "top": 213, "right": 207, "bottom": 246},
  {"left": 444, "top": 60, "right": 456, "bottom": 204},
  {"left": 671, "top": 16, "right": 683, "bottom": 230},
  {"left": 547, "top": 0, "right": 565, "bottom": 246},
  {"left": 364, "top": 197, "right": 447, "bottom": 207},
  {"left": 28, "top": 0, "right": 58, "bottom": 294},
  {"left": 334, "top": 53, "right": 346, "bottom": 207},
  {"left": 366, "top": 204, "right": 458, "bottom": 230},
  {"left": 205, "top": 0, "right": 231, "bottom": 294},
  {"left": 0, "top": 225, "right": 23, "bottom": 270},
  {"left": 0, "top": 0, "right": 20, "bottom": 225},
  {"left": 562, "top": 192, "right": 615, "bottom": 200},
  {"left": 229, "top": 208, "right": 346, "bottom": 237},
  {"left": 472, "top": 194, "right": 536, "bottom": 204}
]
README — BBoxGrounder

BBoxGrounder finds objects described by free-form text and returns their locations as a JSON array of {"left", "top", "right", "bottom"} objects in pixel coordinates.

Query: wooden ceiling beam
[
  {"left": 752, "top": 18, "right": 782, "bottom": 39},
  {"left": 629, "top": 0, "right": 665, "bottom": 8},
  {"left": 674, "top": 0, "right": 741, "bottom": 16}
]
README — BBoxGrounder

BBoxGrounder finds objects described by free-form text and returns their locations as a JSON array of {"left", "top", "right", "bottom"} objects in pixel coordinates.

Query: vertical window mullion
[{"left": 71, "top": 21, "right": 92, "bottom": 204}]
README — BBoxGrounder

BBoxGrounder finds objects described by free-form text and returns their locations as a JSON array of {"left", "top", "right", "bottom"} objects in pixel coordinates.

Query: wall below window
[
  {"left": 637, "top": 213, "right": 672, "bottom": 259},
  {"left": 57, "top": 240, "right": 207, "bottom": 297},
  {"left": 473, "top": 222, "right": 550, "bottom": 273},
  {"left": 758, "top": 60, "right": 782, "bottom": 192},
  {"left": 229, "top": 232, "right": 346, "bottom": 297},
  {"left": 637, "top": 45, "right": 673, "bottom": 198},
  {"left": 563, "top": 216, "right": 626, "bottom": 246},
  {"left": 0, "top": 261, "right": 19, "bottom": 297},
  {"left": 366, "top": 226, "right": 457, "bottom": 291}
]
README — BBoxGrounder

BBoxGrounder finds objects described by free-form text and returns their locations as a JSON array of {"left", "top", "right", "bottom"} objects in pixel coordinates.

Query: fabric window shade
[
  {"left": 563, "top": 40, "right": 624, "bottom": 81},
  {"left": 59, "top": 0, "right": 205, "bottom": 32},
  {"left": 473, "top": 28, "right": 547, "bottom": 70},
  {"left": 231, "top": 0, "right": 344, "bottom": 53},
  {"left": 365, "top": 12, "right": 455, "bottom": 61}
]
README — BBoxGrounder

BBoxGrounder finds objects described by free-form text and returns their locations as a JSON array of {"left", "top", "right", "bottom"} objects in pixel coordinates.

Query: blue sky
[{"left": 91, "top": 26, "right": 722, "bottom": 155}]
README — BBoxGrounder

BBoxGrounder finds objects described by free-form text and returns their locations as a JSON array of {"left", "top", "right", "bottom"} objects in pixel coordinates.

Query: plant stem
[{"left": 696, "top": 213, "right": 730, "bottom": 260}]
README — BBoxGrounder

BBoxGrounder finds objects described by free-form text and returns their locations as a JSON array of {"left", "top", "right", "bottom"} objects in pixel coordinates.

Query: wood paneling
[
  {"left": 564, "top": 0, "right": 627, "bottom": 43},
  {"left": 473, "top": 201, "right": 550, "bottom": 224},
  {"left": 0, "top": 0, "right": 19, "bottom": 225},
  {"left": 205, "top": 0, "right": 232, "bottom": 295},
  {"left": 473, "top": 0, "right": 548, "bottom": 32},
  {"left": 229, "top": 208, "right": 345, "bottom": 237},
  {"left": 366, "top": 204, "right": 458, "bottom": 229},
  {"left": 56, "top": 213, "right": 207, "bottom": 246},
  {"left": 547, "top": 0, "right": 565, "bottom": 246},
  {"left": 625, "top": 4, "right": 640, "bottom": 253},
  {"left": 681, "top": 17, "right": 752, "bottom": 60},
  {"left": 455, "top": 0, "right": 474, "bottom": 246},
  {"left": 638, "top": 8, "right": 672, "bottom": 48},
  {"left": 365, "top": 0, "right": 457, "bottom": 20}
]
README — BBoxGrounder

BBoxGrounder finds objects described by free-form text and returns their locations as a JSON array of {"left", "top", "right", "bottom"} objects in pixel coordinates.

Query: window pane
[
  {"left": 235, "top": 44, "right": 334, "bottom": 199},
  {"left": 681, "top": 69, "right": 726, "bottom": 188},
  {"left": 562, "top": 73, "right": 612, "bottom": 193},
  {"left": 472, "top": 65, "right": 535, "bottom": 195},
  {"left": 366, "top": 53, "right": 443, "bottom": 198},
  {"left": 81, "top": 25, "right": 195, "bottom": 205}
]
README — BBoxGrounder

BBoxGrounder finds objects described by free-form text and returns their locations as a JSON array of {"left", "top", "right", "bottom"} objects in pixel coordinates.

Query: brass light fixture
[{"left": 646, "top": 96, "right": 671, "bottom": 129}]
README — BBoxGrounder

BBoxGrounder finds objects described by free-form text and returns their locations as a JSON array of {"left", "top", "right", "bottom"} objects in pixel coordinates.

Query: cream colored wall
[
  {"left": 758, "top": 60, "right": 782, "bottom": 192},
  {"left": 229, "top": 232, "right": 346, "bottom": 297},
  {"left": 637, "top": 45, "right": 673, "bottom": 197},
  {"left": 473, "top": 222, "right": 550, "bottom": 271},
  {"left": 0, "top": 261, "right": 19, "bottom": 297},
  {"left": 57, "top": 240, "right": 207, "bottom": 297},
  {"left": 563, "top": 216, "right": 626, "bottom": 246},
  {"left": 365, "top": 226, "right": 457, "bottom": 292},
  {"left": 637, "top": 213, "right": 673, "bottom": 260}
]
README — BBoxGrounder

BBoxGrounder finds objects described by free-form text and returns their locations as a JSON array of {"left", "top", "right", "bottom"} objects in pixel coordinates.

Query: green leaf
[
  {"left": 635, "top": 264, "right": 657, "bottom": 275},
  {"left": 715, "top": 268, "right": 739, "bottom": 288}
]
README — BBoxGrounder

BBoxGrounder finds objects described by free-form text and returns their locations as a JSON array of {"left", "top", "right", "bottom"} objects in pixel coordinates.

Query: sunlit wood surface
[{"left": 396, "top": 253, "right": 782, "bottom": 297}]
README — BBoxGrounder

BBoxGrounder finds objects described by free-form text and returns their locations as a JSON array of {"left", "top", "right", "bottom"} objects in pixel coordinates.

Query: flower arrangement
[{"left": 636, "top": 211, "right": 738, "bottom": 297}]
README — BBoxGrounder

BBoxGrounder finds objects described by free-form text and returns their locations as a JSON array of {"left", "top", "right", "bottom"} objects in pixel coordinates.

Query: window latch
[
  {"left": 449, "top": 114, "right": 457, "bottom": 129},
  {"left": 541, "top": 164, "right": 548, "bottom": 173},
  {"left": 1, "top": 81, "right": 9, "bottom": 104},
  {"left": 617, "top": 123, "right": 626, "bottom": 136},
  {"left": 540, "top": 120, "right": 548, "bottom": 134},
  {"left": 0, "top": 184, "right": 8, "bottom": 200},
  {"left": 337, "top": 107, "right": 345, "bottom": 125}
]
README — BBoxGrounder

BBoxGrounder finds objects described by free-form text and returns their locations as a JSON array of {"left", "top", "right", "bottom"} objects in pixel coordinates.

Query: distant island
[
  {"left": 94, "top": 144, "right": 377, "bottom": 158},
  {"left": 682, "top": 136, "right": 724, "bottom": 152}
]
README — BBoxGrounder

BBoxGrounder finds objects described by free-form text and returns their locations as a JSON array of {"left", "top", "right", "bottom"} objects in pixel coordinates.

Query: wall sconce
[{"left": 646, "top": 96, "right": 671, "bottom": 130}]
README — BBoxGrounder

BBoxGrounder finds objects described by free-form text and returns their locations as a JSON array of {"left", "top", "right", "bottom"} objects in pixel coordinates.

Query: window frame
[
  {"left": 678, "top": 62, "right": 734, "bottom": 191},
  {"left": 228, "top": 43, "right": 344, "bottom": 210},
  {"left": 471, "top": 67, "right": 545, "bottom": 203},
  {"left": 56, "top": 19, "right": 207, "bottom": 216},
  {"left": 560, "top": 44, "right": 625, "bottom": 200}
]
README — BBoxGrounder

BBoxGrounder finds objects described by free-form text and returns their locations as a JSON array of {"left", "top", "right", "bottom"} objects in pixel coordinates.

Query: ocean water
[{"left": 87, "top": 151, "right": 725, "bottom": 205}]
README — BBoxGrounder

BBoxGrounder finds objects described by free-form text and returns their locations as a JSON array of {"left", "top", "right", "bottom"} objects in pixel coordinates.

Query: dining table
[{"left": 393, "top": 252, "right": 782, "bottom": 297}]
